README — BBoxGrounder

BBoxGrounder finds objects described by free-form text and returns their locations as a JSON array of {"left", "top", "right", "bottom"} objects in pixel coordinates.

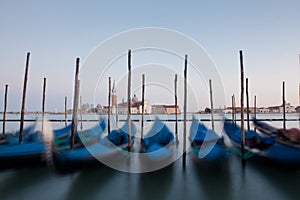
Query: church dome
[{"left": 132, "top": 94, "right": 138, "bottom": 103}]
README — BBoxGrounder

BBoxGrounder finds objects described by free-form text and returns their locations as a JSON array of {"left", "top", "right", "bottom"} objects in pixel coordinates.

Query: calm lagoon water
[{"left": 0, "top": 113, "right": 300, "bottom": 200}]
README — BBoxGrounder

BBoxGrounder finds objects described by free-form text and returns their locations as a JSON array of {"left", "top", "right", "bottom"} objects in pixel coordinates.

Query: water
[{"left": 0, "top": 113, "right": 300, "bottom": 200}]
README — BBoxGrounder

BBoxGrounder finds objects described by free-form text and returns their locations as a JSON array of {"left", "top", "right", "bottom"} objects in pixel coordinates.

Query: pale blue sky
[{"left": 0, "top": 0, "right": 299, "bottom": 112}]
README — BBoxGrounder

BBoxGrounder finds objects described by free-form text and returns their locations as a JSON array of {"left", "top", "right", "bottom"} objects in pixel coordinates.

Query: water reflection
[
  {"left": 248, "top": 160, "right": 300, "bottom": 200},
  {"left": 64, "top": 166, "right": 119, "bottom": 200},
  {"left": 136, "top": 162, "right": 175, "bottom": 200},
  {"left": 189, "top": 154, "right": 232, "bottom": 200}
]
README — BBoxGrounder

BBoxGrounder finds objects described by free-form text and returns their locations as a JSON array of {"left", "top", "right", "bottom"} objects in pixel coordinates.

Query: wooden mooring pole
[
  {"left": 233, "top": 94, "right": 237, "bottom": 125},
  {"left": 19, "top": 52, "right": 30, "bottom": 143},
  {"left": 183, "top": 54, "right": 188, "bottom": 167},
  {"left": 254, "top": 95, "right": 257, "bottom": 132},
  {"left": 246, "top": 78, "right": 250, "bottom": 131},
  {"left": 299, "top": 83, "right": 300, "bottom": 128},
  {"left": 209, "top": 79, "right": 215, "bottom": 131},
  {"left": 231, "top": 95, "right": 235, "bottom": 123},
  {"left": 2, "top": 84, "right": 8, "bottom": 135},
  {"left": 239, "top": 50, "right": 245, "bottom": 160},
  {"left": 42, "top": 77, "right": 46, "bottom": 133},
  {"left": 64, "top": 96, "right": 68, "bottom": 127},
  {"left": 141, "top": 74, "right": 145, "bottom": 144},
  {"left": 127, "top": 49, "right": 131, "bottom": 152},
  {"left": 282, "top": 81, "right": 286, "bottom": 130},
  {"left": 71, "top": 58, "right": 80, "bottom": 149},
  {"left": 174, "top": 74, "right": 179, "bottom": 144},
  {"left": 80, "top": 95, "right": 83, "bottom": 130},
  {"left": 108, "top": 77, "right": 111, "bottom": 134}
]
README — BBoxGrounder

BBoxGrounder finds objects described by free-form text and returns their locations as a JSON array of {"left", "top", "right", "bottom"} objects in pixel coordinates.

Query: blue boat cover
[
  {"left": 224, "top": 120, "right": 275, "bottom": 146},
  {"left": 107, "top": 121, "right": 135, "bottom": 146},
  {"left": 53, "top": 124, "right": 72, "bottom": 138},
  {"left": 143, "top": 119, "right": 174, "bottom": 149},
  {"left": 53, "top": 118, "right": 106, "bottom": 138},
  {"left": 189, "top": 119, "right": 220, "bottom": 142}
]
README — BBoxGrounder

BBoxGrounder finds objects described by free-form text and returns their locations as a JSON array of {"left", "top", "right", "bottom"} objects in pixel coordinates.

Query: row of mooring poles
[
  {"left": 238, "top": 51, "right": 293, "bottom": 164},
  {"left": 2, "top": 54, "right": 47, "bottom": 137},
  {"left": 105, "top": 55, "right": 182, "bottom": 151},
  {"left": 112, "top": 50, "right": 187, "bottom": 164}
]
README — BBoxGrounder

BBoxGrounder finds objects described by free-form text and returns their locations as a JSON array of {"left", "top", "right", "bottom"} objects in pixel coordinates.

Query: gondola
[
  {"left": 52, "top": 120, "right": 135, "bottom": 171},
  {"left": 141, "top": 119, "right": 175, "bottom": 160},
  {"left": 223, "top": 120, "right": 300, "bottom": 166},
  {"left": 0, "top": 123, "right": 46, "bottom": 168},
  {"left": 189, "top": 119, "right": 228, "bottom": 162},
  {"left": 253, "top": 119, "right": 300, "bottom": 144}
]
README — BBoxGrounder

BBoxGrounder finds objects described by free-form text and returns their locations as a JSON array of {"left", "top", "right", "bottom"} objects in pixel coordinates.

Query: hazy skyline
[{"left": 0, "top": 1, "right": 299, "bottom": 112}]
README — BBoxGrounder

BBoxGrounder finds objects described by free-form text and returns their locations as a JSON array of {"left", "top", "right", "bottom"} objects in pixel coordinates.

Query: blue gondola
[
  {"left": 141, "top": 119, "right": 175, "bottom": 160},
  {"left": 189, "top": 119, "right": 228, "bottom": 162},
  {"left": 0, "top": 123, "right": 46, "bottom": 168},
  {"left": 53, "top": 120, "right": 135, "bottom": 170},
  {"left": 253, "top": 119, "right": 300, "bottom": 144},
  {"left": 223, "top": 120, "right": 300, "bottom": 166}
]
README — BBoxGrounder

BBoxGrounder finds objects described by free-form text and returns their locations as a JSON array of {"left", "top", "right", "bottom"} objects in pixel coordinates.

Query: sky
[{"left": 0, "top": 0, "right": 299, "bottom": 112}]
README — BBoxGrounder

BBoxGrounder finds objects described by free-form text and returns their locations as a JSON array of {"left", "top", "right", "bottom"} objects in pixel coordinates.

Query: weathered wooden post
[
  {"left": 108, "top": 77, "right": 111, "bottom": 134},
  {"left": 246, "top": 78, "right": 250, "bottom": 131},
  {"left": 141, "top": 74, "right": 145, "bottom": 144},
  {"left": 174, "top": 74, "right": 179, "bottom": 144},
  {"left": 239, "top": 50, "right": 245, "bottom": 160},
  {"left": 298, "top": 83, "right": 300, "bottom": 128},
  {"left": 127, "top": 49, "right": 132, "bottom": 152},
  {"left": 183, "top": 54, "right": 188, "bottom": 167},
  {"left": 80, "top": 95, "right": 83, "bottom": 130},
  {"left": 42, "top": 77, "right": 46, "bottom": 133},
  {"left": 64, "top": 96, "right": 68, "bottom": 127},
  {"left": 2, "top": 84, "right": 8, "bottom": 135},
  {"left": 282, "top": 81, "right": 286, "bottom": 130},
  {"left": 254, "top": 95, "right": 257, "bottom": 132},
  {"left": 19, "top": 52, "right": 30, "bottom": 143},
  {"left": 71, "top": 58, "right": 80, "bottom": 149},
  {"left": 209, "top": 79, "right": 215, "bottom": 131},
  {"left": 231, "top": 95, "right": 235, "bottom": 123}
]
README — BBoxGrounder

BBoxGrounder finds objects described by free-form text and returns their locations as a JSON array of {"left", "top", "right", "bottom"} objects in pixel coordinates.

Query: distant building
[
  {"left": 268, "top": 103, "right": 296, "bottom": 113},
  {"left": 268, "top": 106, "right": 280, "bottom": 113},
  {"left": 223, "top": 107, "right": 270, "bottom": 114},
  {"left": 279, "top": 103, "right": 296, "bottom": 113},
  {"left": 258, "top": 107, "right": 270, "bottom": 113},
  {"left": 115, "top": 94, "right": 152, "bottom": 114},
  {"left": 152, "top": 105, "right": 180, "bottom": 114}
]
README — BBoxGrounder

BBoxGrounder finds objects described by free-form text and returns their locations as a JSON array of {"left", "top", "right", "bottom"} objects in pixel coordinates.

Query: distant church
[{"left": 111, "top": 80, "right": 152, "bottom": 114}]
